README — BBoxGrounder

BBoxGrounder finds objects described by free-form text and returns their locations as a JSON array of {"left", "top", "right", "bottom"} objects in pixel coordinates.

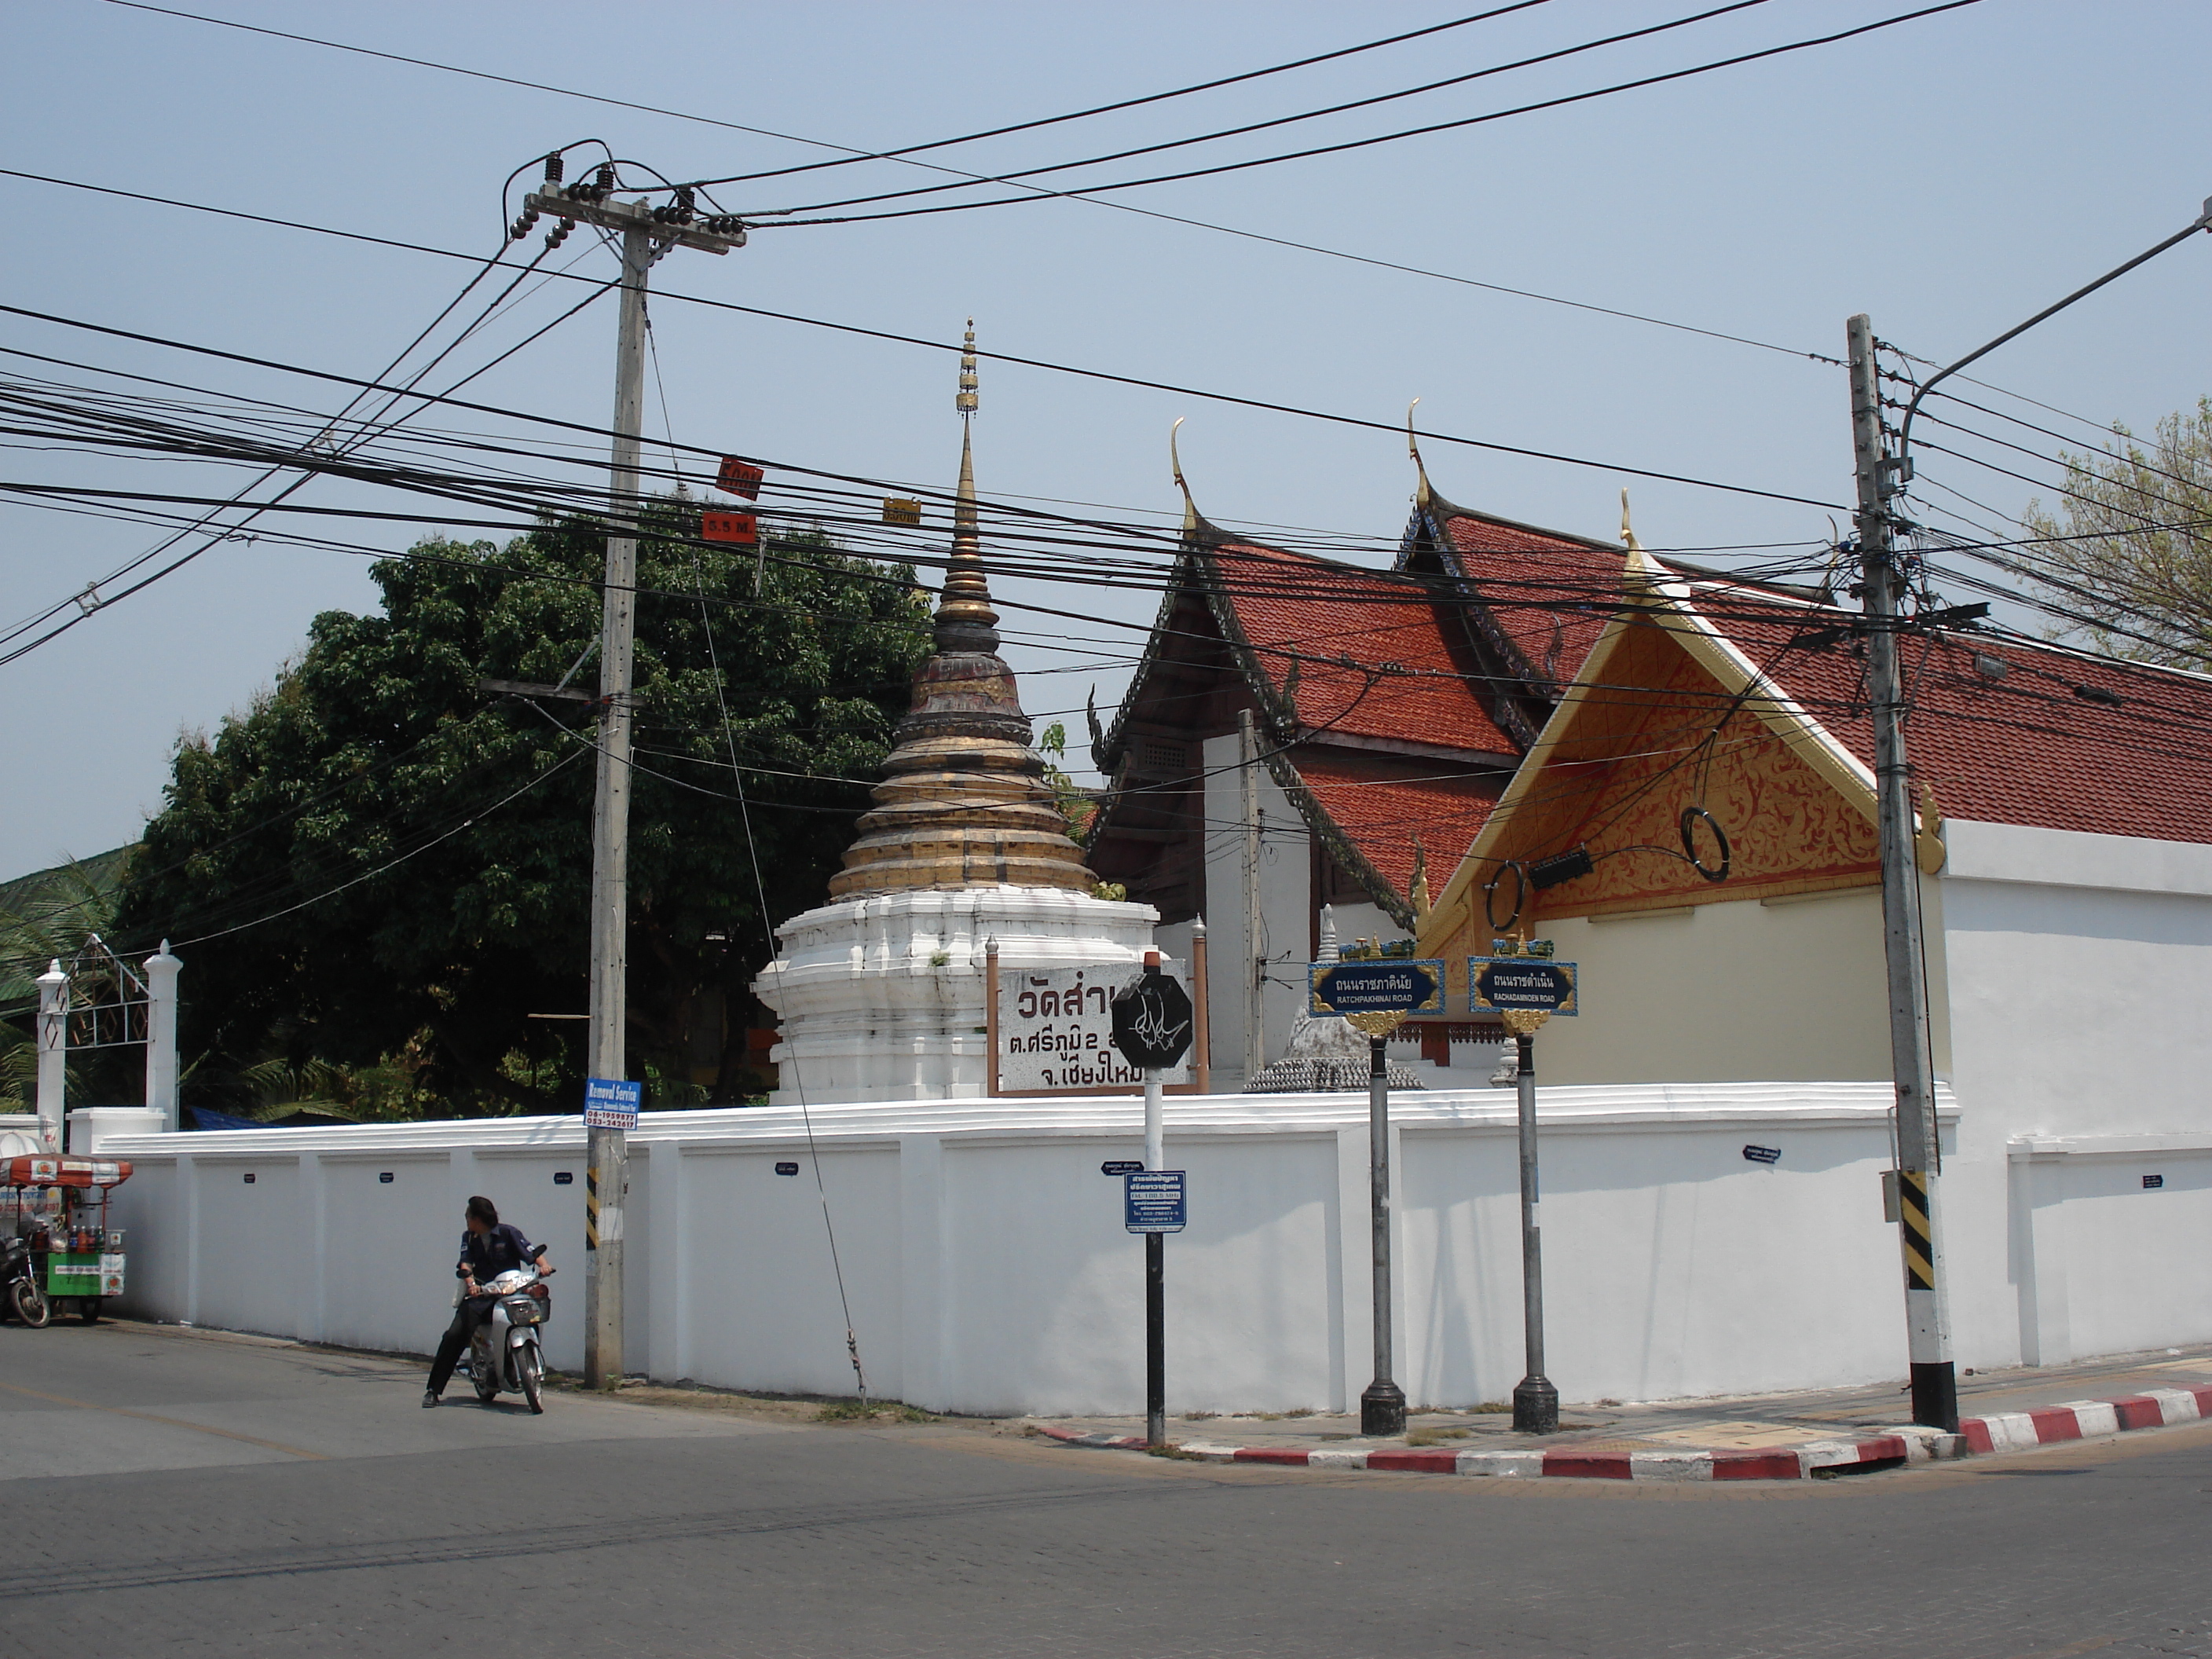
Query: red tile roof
[
  {"left": 1291, "top": 749, "right": 1506, "bottom": 898},
  {"left": 1686, "top": 577, "right": 2212, "bottom": 846},
  {"left": 1208, "top": 542, "right": 1517, "bottom": 758},
  {"left": 1437, "top": 511, "right": 1622, "bottom": 687}
]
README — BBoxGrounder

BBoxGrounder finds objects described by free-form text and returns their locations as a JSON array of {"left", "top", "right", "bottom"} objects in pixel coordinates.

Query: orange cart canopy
[{"left": 2, "top": 1156, "right": 132, "bottom": 1189}]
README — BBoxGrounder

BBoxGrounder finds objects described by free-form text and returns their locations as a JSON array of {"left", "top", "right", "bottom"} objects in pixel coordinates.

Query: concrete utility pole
[
  {"left": 145, "top": 942, "right": 181, "bottom": 1133},
  {"left": 1847, "top": 313, "right": 1957, "bottom": 1433},
  {"left": 35, "top": 960, "right": 68, "bottom": 1153},
  {"left": 522, "top": 161, "right": 742, "bottom": 1390},
  {"left": 1238, "top": 709, "right": 1264, "bottom": 1086}
]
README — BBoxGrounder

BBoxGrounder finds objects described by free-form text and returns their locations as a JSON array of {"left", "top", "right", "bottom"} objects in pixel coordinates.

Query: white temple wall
[{"left": 94, "top": 1079, "right": 2212, "bottom": 1414}]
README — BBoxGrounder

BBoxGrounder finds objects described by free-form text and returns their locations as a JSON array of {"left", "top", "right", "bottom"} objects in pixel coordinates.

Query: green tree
[
  {"left": 2020, "top": 397, "right": 2212, "bottom": 666},
  {"left": 115, "top": 508, "right": 930, "bottom": 1115}
]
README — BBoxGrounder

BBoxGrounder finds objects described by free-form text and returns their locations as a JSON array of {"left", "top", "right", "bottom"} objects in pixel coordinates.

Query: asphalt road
[{"left": 3, "top": 1320, "right": 2209, "bottom": 1659}]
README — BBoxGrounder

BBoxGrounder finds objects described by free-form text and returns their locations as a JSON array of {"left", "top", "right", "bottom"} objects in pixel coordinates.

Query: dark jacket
[{"left": 456, "top": 1222, "right": 540, "bottom": 1285}]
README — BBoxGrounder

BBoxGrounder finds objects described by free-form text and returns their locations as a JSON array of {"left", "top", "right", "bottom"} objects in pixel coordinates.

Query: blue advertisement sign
[
  {"left": 1308, "top": 959, "right": 1446, "bottom": 1018},
  {"left": 584, "top": 1076, "right": 643, "bottom": 1130},
  {"left": 1124, "top": 1169, "right": 1187, "bottom": 1234}
]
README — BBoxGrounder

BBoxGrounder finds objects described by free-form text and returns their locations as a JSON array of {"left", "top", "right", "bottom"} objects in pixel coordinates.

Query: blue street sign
[
  {"left": 1125, "top": 1169, "right": 1186, "bottom": 1233},
  {"left": 1470, "top": 958, "right": 1580, "bottom": 1016},
  {"left": 1309, "top": 959, "right": 1446, "bottom": 1017},
  {"left": 584, "top": 1076, "right": 643, "bottom": 1130}
]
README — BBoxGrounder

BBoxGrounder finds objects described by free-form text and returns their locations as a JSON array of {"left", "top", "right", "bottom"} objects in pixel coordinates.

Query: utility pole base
[
  {"left": 1360, "top": 1379, "right": 1406, "bottom": 1438},
  {"left": 1910, "top": 1361, "right": 1959, "bottom": 1433},
  {"left": 1513, "top": 1373, "right": 1559, "bottom": 1434}
]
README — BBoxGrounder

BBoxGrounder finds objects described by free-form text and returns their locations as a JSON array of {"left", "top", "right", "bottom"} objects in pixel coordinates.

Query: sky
[{"left": 2, "top": 0, "right": 2208, "bottom": 884}]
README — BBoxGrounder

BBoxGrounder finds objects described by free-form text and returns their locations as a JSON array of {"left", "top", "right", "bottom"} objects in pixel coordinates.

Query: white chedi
[{"left": 755, "top": 886, "right": 1159, "bottom": 1104}]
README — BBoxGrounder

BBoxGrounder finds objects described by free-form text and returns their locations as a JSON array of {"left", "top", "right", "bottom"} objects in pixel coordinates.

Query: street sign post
[
  {"left": 1470, "top": 944, "right": 1580, "bottom": 1434},
  {"left": 1109, "top": 953, "right": 1196, "bottom": 1448},
  {"left": 1309, "top": 956, "right": 1445, "bottom": 1438}
]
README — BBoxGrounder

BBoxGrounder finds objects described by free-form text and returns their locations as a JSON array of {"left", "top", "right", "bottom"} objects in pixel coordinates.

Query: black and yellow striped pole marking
[
  {"left": 1892, "top": 1163, "right": 1958, "bottom": 1432},
  {"left": 584, "top": 1167, "right": 600, "bottom": 1254},
  {"left": 1896, "top": 1169, "right": 1934, "bottom": 1291}
]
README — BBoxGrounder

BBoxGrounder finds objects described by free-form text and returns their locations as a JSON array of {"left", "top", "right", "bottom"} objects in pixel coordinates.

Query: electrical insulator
[
  {"left": 543, "top": 153, "right": 564, "bottom": 184},
  {"left": 544, "top": 218, "right": 574, "bottom": 251}
]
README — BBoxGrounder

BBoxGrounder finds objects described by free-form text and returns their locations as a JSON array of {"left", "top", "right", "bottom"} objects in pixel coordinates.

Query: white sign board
[{"left": 997, "top": 965, "right": 1189, "bottom": 1092}]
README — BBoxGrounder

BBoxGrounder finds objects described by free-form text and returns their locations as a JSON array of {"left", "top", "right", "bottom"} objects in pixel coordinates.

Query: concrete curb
[
  {"left": 1039, "top": 1384, "right": 2212, "bottom": 1480},
  {"left": 1960, "top": 1384, "right": 2212, "bottom": 1453},
  {"left": 1035, "top": 1424, "right": 1960, "bottom": 1480}
]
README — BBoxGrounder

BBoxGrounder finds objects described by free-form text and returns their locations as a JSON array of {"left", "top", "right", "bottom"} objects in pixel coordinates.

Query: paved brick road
[{"left": 3, "top": 1320, "right": 2209, "bottom": 1658}]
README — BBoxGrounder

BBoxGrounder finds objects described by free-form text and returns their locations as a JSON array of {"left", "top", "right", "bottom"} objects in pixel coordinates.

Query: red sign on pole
[
  {"left": 715, "top": 457, "right": 764, "bottom": 500},
  {"left": 701, "top": 511, "right": 757, "bottom": 546}
]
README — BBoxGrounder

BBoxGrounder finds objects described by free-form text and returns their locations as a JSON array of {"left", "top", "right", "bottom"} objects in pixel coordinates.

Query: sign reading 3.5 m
[
  {"left": 1470, "top": 957, "right": 1580, "bottom": 1016},
  {"left": 999, "top": 966, "right": 1189, "bottom": 1092}
]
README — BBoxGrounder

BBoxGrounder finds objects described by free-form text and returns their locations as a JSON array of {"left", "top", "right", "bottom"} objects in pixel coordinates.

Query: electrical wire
[
  {"left": 742, "top": 1, "right": 1778, "bottom": 217},
  {"left": 749, "top": 2, "right": 1986, "bottom": 227}
]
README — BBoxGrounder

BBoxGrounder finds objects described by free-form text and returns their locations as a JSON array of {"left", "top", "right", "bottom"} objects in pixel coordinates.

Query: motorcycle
[
  {"left": 2, "top": 1234, "right": 50, "bottom": 1327},
  {"left": 461, "top": 1264, "right": 551, "bottom": 1414}
]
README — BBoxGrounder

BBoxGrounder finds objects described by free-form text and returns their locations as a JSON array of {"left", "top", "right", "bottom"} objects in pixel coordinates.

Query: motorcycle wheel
[
  {"left": 518, "top": 1345, "right": 544, "bottom": 1415},
  {"left": 10, "top": 1278, "right": 51, "bottom": 1328}
]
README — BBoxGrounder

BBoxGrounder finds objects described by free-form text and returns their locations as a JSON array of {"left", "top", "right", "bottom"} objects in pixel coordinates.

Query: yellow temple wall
[{"left": 1507, "top": 883, "right": 1954, "bottom": 1086}]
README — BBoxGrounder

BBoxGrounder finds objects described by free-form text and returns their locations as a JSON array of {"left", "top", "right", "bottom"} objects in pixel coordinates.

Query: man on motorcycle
[{"left": 423, "top": 1195, "right": 551, "bottom": 1407}]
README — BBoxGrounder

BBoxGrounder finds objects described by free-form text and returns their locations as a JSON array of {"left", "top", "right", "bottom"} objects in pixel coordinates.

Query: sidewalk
[{"left": 1031, "top": 1343, "right": 2212, "bottom": 1482}]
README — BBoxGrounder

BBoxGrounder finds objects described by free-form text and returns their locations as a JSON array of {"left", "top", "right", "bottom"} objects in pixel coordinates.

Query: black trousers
[{"left": 427, "top": 1296, "right": 496, "bottom": 1394}]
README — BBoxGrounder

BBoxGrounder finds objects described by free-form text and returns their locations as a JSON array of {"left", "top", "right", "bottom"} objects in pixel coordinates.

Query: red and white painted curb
[
  {"left": 1960, "top": 1384, "right": 2212, "bottom": 1454},
  {"left": 1039, "top": 1382, "right": 2212, "bottom": 1481},
  {"left": 1036, "top": 1424, "right": 1956, "bottom": 1481}
]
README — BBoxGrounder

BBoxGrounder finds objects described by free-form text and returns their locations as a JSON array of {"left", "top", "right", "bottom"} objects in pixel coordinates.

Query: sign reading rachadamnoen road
[{"left": 1470, "top": 958, "right": 1580, "bottom": 1016}]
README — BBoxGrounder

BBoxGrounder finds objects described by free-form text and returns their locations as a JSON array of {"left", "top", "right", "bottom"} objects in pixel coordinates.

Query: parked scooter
[
  {"left": 2, "top": 1234, "right": 50, "bottom": 1327},
  {"left": 462, "top": 1264, "right": 551, "bottom": 1413}
]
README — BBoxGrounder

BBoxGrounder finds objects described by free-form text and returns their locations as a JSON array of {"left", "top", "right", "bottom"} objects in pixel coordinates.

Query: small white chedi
[{"left": 753, "top": 332, "right": 1156, "bottom": 1102}]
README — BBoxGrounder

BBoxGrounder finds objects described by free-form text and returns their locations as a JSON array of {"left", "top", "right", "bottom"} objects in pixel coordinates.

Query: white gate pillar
[
  {"left": 35, "top": 959, "right": 68, "bottom": 1153},
  {"left": 145, "top": 941, "right": 181, "bottom": 1132}
]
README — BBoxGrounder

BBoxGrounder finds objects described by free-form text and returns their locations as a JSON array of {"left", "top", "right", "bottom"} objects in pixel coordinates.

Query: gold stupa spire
[{"left": 828, "top": 324, "right": 1093, "bottom": 898}]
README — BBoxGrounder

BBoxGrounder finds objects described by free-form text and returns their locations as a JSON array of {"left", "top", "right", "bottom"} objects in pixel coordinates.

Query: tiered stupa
[{"left": 753, "top": 328, "right": 1161, "bottom": 1101}]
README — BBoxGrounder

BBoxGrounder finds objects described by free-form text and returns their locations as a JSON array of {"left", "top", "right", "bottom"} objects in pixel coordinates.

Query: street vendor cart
[{"left": 2, "top": 1155, "right": 132, "bottom": 1326}]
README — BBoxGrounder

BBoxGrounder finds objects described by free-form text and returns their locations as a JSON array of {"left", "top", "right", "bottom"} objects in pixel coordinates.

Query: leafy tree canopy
[
  {"left": 114, "top": 508, "right": 930, "bottom": 1115},
  {"left": 2020, "top": 396, "right": 2212, "bottom": 667}
]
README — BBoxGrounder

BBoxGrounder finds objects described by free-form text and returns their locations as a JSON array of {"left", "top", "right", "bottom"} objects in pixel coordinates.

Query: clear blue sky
[{"left": 3, "top": 0, "right": 2207, "bottom": 882}]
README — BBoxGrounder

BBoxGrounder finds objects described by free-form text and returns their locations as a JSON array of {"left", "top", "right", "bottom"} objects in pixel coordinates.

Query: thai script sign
[
  {"left": 1470, "top": 958, "right": 1580, "bottom": 1016},
  {"left": 1309, "top": 959, "right": 1446, "bottom": 1018},
  {"left": 997, "top": 965, "right": 1189, "bottom": 1092}
]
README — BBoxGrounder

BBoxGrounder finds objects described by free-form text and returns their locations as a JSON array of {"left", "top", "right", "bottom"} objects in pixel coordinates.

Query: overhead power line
[
  {"left": 88, "top": 11, "right": 1839, "bottom": 364},
  {"left": 750, "top": 1, "right": 1987, "bottom": 226},
  {"left": 722, "top": 1, "right": 1780, "bottom": 213},
  {"left": 0, "top": 284, "right": 1851, "bottom": 511}
]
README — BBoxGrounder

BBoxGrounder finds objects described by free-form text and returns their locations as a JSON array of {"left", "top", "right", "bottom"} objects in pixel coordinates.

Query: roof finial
[
  {"left": 936, "top": 320, "right": 996, "bottom": 650},
  {"left": 1408, "top": 398, "right": 1431, "bottom": 510},
  {"left": 1619, "top": 487, "right": 1643, "bottom": 554},
  {"left": 1169, "top": 416, "right": 1203, "bottom": 535}
]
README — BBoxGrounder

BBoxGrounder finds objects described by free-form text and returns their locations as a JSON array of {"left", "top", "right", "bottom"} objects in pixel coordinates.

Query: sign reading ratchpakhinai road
[
  {"left": 1308, "top": 959, "right": 1447, "bottom": 1018},
  {"left": 1470, "top": 958, "right": 1580, "bottom": 1016}
]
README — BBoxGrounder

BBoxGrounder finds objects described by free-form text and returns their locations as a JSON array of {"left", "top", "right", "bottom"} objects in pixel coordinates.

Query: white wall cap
[
  {"left": 97, "top": 1080, "right": 1953, "bottom": 1161},
  {"left": 2009, "top": 1132, "right": 2212, "bottom": 1160},
  {"left": 1944, "top": 819, "right": 2212, "bottom": 899}
]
